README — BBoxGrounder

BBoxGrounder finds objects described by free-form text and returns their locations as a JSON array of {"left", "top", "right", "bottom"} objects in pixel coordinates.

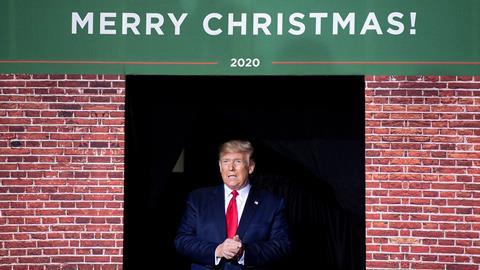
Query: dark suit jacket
[{"left": 175, "top": 185, "right": 291, "bottom": 270}]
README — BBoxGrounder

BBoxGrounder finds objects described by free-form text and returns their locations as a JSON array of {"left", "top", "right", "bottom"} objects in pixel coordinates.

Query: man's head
[{"left": 218, "top": 140, "right": 255, "bottom": 190}]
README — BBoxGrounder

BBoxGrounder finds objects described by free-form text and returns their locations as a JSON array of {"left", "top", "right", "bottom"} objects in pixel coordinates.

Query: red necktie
[{"left": 226, "top": 190, "right": 239, "bottom": 238}]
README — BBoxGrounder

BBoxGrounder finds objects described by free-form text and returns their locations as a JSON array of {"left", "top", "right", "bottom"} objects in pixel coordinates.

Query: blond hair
[{"left": 219, "top": 140, "right": 254, "bottom": 161}]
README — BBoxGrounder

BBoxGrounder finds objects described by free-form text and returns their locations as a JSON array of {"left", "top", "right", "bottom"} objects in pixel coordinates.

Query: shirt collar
[{"left": 224, "top": 183, "right": 251, "bottom": 201}]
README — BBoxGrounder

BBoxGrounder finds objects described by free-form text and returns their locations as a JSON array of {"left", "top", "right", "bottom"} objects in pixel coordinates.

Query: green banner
[{"left": 0, "top": 0, "right": 479, "bottom": 75}]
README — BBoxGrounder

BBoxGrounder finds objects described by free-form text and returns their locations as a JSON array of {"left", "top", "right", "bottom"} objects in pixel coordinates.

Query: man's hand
[
  {"left": 232, "top": 235, "right": 244, "bottom": 257},
  {"left": 215, "top": 235, "right": 243, "bottom": 260}
]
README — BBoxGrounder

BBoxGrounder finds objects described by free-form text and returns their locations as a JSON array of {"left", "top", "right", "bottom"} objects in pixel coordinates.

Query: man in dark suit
[{"left": 175, "top": 140, "right": 291, "bottom": 270}]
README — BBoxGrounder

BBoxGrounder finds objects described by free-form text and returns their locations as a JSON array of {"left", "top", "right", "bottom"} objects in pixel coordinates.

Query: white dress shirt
[
  {"left": 214, "top": 183, "right": 251, "bottom": 265},
  {"left": 224, "top": 183, "right": 251, "bottom": 219}
]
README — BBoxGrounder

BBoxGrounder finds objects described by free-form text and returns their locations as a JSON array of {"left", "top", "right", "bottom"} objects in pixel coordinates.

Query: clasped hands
[{"left": 215, "top": 235, "right": 244, "bottom": 260}]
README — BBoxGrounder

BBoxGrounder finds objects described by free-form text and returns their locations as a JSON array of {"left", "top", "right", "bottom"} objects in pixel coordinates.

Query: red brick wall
[
  {"left": 365, "top": 76, "right": 480, "bottom": 270},
  {"left": 0, "top": 74, "right": 125, "bottom": 270},
  {"left": 1, "top": 74, "right": 480, "bottom": 269}
]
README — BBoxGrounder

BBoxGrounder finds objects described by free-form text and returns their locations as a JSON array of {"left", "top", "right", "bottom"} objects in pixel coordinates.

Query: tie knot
[{"left": 231, "top": 190, "right": 238, "bottom": 198}]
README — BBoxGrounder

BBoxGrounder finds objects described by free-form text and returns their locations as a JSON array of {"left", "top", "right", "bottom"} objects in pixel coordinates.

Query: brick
[
  {"left": 446, "top": 231, "right": 479, "bottom": 239},
  {"left": 0, "top": 80, "right": 26, "bottom": 87},
  {"left": 58, "top": 81, "right": 89, "bottom": 87},
  {"left": 446, "top": 264, "right": 478, "bottom": 270},
  {"left": 49, "top": 103, "right": 82, "bottom": 110},
  {"left": 51, "top": 256, "right": 84, "bottom": 263},
  {"left": 89, "top": 81, "right": 111, "bottom": 88},
  {"left": 366, "top": 83, "right": 480, "bottom": 269},
  {"left": 26, "top": 81, "right": 58, "bottom": 87},
  {"left": 2, "top": 74, "right": 480, "bottom": 269}
]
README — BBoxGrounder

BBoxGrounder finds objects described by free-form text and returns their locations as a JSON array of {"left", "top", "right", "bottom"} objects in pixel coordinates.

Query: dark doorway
[{"left": 124, "top": 76, "right": 365, "bottom": 270}]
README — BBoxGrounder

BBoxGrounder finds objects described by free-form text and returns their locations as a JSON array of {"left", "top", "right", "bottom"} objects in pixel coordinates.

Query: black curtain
[{"left": 125, "top": 76, "right": 365, "bottom": 270}]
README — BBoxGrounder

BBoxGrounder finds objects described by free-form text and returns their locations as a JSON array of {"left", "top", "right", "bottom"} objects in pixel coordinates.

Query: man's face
[{"left": 219, "top": 152, "right": 255, "bottom": 190}]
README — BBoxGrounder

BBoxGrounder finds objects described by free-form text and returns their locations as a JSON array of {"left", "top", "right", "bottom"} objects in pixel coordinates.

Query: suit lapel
[
  {"left": 236, "top": 186, "right": 260, "bottom": 238},
  {"left": 211, "top": 185, "right": 226, "bottom": 241}
]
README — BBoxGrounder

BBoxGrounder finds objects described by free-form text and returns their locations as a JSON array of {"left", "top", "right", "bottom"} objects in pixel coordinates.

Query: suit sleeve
[
  {"left": 244, "top": 198, "right": 291, "bottom": 267},
  {"left": 174, "top": 193, "right": 218, "bottom": 267}
]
